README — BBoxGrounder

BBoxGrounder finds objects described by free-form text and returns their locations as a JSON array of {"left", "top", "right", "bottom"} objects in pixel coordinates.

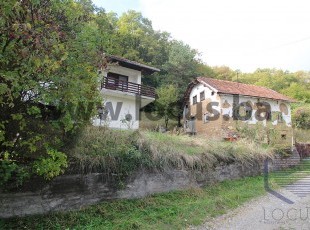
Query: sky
[{"left": 92, "top": 0, "right": 310, "bottom": 73}]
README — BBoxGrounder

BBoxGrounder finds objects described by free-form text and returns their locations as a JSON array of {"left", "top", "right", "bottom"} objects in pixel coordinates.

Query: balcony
[{"left": 101, "top": 77, "right": 155, "bottom": 98}]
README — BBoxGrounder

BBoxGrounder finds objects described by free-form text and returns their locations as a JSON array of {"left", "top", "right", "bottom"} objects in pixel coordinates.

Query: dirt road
[{"left": 194, "top": 176, "right": 310, "bottom": 230}]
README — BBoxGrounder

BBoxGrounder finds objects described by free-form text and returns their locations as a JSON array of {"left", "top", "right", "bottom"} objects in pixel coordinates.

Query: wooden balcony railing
[{"left": 101, "top": 77, "right": 156, "bottom": 98}]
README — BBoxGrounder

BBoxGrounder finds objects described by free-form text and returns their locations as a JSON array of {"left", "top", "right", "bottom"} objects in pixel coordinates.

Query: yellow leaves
[
  {"left": 12, "top": 23, "right": 19, "bottom": 31},
  {"left": 25, "top": 22, "right": 31, "bottom": 30}
]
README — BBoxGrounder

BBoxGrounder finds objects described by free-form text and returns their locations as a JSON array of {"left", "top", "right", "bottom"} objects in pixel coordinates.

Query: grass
[
  {"left": 294, "top": 128, "right": 310, "bottom": 143},
  {"left": 67, "top": 126, "right": 274, "bottom": 175},
  {"left": 139, "top": 111, "right": 178, "bottom": 131},
  {"left": 270, "top": 158, "right": 310, "bottom": 188},
  {"left": 139, "top": 131, "right": 273, "bottom": 170},
  {"left": 0, "top": 175, "right": 266, "bottom": 230}
]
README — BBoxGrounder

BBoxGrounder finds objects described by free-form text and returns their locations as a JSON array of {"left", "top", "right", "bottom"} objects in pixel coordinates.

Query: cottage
[
  {"left": 93, "top": 55, "right": 160, "bottom": 129},
  {"left": 183, "top": 77, "right": 295, "bottom": 144}
]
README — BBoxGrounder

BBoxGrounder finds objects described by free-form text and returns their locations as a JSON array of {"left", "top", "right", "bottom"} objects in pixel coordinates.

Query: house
[
  {"left": 183, "top": 77, "right": 296, "bottom": 144},
  {"left": 93, "top": 55, "right": 160, "bottom": 129}
]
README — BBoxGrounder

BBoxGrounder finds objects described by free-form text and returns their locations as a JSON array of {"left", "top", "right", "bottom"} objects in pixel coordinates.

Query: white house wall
[
  {"left": 93, "top": 94, "right": 139, "bottom": 130},
  {"left": 189, "top": 83, "right": 220, "bottom": 105},
  {"left": 220, "top": 94, "right": 292, "bottom": 126},
  {"left": 104, "top": 65, "right": 141, "bottom": 84}
]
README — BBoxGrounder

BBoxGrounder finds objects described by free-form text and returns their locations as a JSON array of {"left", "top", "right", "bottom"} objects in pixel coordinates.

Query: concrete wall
[
  {"left": 220, "top": 94, "right": 292, "bottom": 126},
  {"left": 0, "top": 152, "right": 301, "bottom": 218},
  {"left": 93, "top": 93, "right": 140, "bottom": 129},
  {"left": 104, "top": 64, "right": 142, "bottom": 84}
]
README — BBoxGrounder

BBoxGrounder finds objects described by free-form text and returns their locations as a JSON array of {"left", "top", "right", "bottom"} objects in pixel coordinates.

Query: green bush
[
  {"left": 293, "top": 106, "right": 310, "bottom": 129},
  {"left": 67, "top": 127, "right": 144, "bottom": 182},
  {"left": 0, "top": 152, "right": 29, "bottom": 188},
  {"left": 33, "top": 149, "right": 68, "bottom": 180}
]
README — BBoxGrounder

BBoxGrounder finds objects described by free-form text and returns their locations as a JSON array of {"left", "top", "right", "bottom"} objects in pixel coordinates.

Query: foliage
[
  {"left": 0, "top": 0, "right": 101, "bottom": 186},
  {"left": 155, "top": 85, "right": 179, "bottom": 129},
  {"left": 231, "top": 68, "right": 310, "bottom": 104},
  {"left": 236, "top": 122, "right": 290, "bottom": 149},
  {"left": 0, "top": 152, "right": 29, "bottom": 187},
  {"left": 293, "top": 106, "right": 310, "bottom": 129},
  {"left": 67, "top": 126, "right": 142, "bottom": 182},
  {"left": 294, "top": 129, "right": 310, "bottom": 143},
  {"left": 33, "top": 149, "right": 68, "bottom": 180},
  {"left": 157, "top": 41, "right": 204, "bottom": 124}
]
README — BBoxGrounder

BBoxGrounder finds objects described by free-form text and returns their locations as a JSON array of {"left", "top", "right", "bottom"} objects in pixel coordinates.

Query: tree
[
  {"left": 293, "top": 106, "right": 310, "bottom": 129},
  {"left": 212, "top": 66, "right": 235, "bottom": 81},
  {"left": 281, "top": 83, "right": 310, "bottom": 103},
  {"left": 158, "top": 40, "right": 202, "bottom": 126},
  {"left": 0, "top": 0, "right": 101, "bottom": 186},
  {"left": 155, "top": 85, "right": 179, "bottom": 130}
]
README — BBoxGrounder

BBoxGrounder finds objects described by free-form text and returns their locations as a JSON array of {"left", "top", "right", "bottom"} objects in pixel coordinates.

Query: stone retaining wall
[{"left": 0, "top": 150, "right": 301, "bottom": 218}]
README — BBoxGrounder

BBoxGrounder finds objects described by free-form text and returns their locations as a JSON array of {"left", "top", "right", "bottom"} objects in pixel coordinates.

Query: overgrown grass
[
  {"left": 0, "top": 175, "right": 266, "bottom": 230},
  {"left": 67, "top": 127, "right": 142, "bottom": 176},
  {"left": 67, "top": 126, "right": 274, "bottom": 175},
  {"left": 139, "top": 111, "right": 178, "bottom": 131},
  {"left": 139, "top": 131, "right": 273, "bottom": 170},
  {"left": 295, "top": 129, "right": 310, "bottom": 143}
]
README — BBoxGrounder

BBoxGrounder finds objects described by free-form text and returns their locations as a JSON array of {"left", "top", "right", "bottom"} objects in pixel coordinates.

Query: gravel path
[{"left": 193, "top": 175, "right": 310, "bottom": 230}]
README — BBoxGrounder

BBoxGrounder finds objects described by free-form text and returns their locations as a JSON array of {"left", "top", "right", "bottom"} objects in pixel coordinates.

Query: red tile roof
[{"left": 196, "top": 77, "right": 296, "bottom": 102}]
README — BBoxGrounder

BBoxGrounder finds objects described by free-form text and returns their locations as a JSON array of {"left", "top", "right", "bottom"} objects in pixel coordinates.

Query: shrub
[
  {"left": 67, "top": 127, "right": 143, "bottom": 181},
  {"left": 0, "top": 152, "right": 29, "bottom": 188},
  {"left": 293, "top": 106, "right": 310, "bottom": 129},
  {"left": 33, "top": 149, "right": 68, "bottom": 180}
]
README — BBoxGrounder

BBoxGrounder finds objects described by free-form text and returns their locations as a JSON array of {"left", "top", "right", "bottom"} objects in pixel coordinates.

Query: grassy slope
[
  {"left": 69, "top": 127, "right": 273, "bottom": 175},
  {"left": 1, "top": 176, "right": 266, "bottom": 230},
  {"left": 2, "top": 127, "right": 308, "bottom": 229}
]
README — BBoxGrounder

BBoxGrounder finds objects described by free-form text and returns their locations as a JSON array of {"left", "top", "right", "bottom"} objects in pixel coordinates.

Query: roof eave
[{"left": 106, "top": 55, "right": 160, "bottom": 73}]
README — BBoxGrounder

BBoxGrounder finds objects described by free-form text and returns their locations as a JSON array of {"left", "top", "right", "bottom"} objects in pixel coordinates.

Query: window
[
  {"left": 106, "top": 72, "right": 128, "bottom": 90},
  {"left": 193, "top": 95, "right": 197, "bottom": 105},
  {"left": 211, "top": 91, "right": 215, "bottom": 96},
  {"left": 200, "top": 91, "right": 205, "bottom": 101}
]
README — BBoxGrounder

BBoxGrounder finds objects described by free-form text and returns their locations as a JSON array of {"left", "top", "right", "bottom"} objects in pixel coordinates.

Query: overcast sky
[{"left": 92, "top": 0, "right": 310, "bottom": 73}]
